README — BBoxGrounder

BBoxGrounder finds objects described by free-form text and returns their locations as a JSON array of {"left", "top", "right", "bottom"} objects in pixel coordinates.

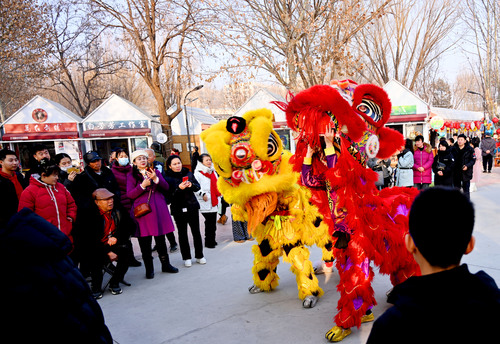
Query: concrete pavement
[{"left": 98, "top": 169, "right": 500, "bottom": 344}]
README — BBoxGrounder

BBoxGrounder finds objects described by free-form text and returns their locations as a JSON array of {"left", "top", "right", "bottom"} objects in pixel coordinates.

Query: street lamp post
[
  {"left": 183, "top": 85, "right": 204, "bottom": 162},
  {"left": 467, "top": 90, "right": 487, "bottom": 136}
]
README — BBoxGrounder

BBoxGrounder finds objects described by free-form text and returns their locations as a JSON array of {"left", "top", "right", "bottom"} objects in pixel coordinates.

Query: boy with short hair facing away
[{"left": 367, "top": 187, "right": 500, "bottom": 344}]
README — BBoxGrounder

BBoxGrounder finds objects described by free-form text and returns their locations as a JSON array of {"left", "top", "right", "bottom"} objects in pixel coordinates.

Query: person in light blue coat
[{"left": 395, "top": 139, "right": 414, "bottom": 187}]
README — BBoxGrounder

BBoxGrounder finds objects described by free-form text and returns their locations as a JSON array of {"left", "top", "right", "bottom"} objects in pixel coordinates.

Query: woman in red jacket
[
  {"left": 413, "top": 135, "right": 434, "bottom": 190},
  {"left": 18, "top": 158, "right": 77, "bottom": 242}
]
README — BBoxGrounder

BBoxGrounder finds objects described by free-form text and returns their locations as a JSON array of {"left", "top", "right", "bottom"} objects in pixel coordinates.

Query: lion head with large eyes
[{"left": 201, "top": 108, "right": 298, "bottom": 206}]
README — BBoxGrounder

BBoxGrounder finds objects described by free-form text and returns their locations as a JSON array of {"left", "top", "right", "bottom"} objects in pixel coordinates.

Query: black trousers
[
  {"left": 138, "top": 235, "right": 168, "bottom": 260},
  {"left": 453, "top": 174, "right": 470, "bottom": 199},
  {"left": 89, "top": 246, "right": 129, "bottom": 292},
  {"left": 483, "top": 155, "right": 493, "bottom": 172},
  {"left": 173, "top": 209, "right": 204, "bottom": 260},
  {"left": 219, "top": 197, "right": 229, "bottom": 216},
  {"left": 202, "top": 212, "right": 217, "bottom": 247}
]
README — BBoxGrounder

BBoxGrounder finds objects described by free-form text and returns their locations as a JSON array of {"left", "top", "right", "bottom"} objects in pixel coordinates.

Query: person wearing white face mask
[{"left": 110, "top": 148, "right": 142, "bottom": 268}]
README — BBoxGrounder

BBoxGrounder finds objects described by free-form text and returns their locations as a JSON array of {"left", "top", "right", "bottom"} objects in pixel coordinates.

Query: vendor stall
[
  {"left": 0, "top": 95, "right": 83, "bottom": 171},
  {"left": 82, "top": 94, "right": 161, "bottom": 161}
]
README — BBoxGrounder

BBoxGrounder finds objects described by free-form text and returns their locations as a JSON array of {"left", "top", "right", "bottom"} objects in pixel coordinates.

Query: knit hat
[{"left": 130, "top": 150, "right": 148, "bottom": 162}]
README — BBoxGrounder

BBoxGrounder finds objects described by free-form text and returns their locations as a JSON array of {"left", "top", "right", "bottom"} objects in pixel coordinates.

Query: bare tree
[
  {"left": 40, "top": 0, "right": 126, "bottom": 117},
  {"left": 462, "top": 0, "right": 499, "bottom": 119},
  {"left": 89, "top": 0, "right": 213, "bottom": 151},
  {"left": 355, "top": 0, "right": 460, "bottom": 92},
  {"left": 452, "top": 71, "right": 483, "bottom": 111},
  {"left": 212, "top": 0, "right": 392, "bottom": 92},
  {"left": 0, "top": 0, "right": 53, "bottom": 120}
]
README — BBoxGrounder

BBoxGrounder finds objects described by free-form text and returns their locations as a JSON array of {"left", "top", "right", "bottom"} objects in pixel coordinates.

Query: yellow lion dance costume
[{"left": 201, "top": 108, "right": 333, "bottom": 308}]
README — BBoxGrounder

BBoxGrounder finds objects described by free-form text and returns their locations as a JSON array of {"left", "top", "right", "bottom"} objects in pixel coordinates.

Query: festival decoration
[
  {"left": 429, "top": 116, "right": 444, "bottom": 130},
  {"left": 201, "top": 109, "right": 333, "bottom": 309}
]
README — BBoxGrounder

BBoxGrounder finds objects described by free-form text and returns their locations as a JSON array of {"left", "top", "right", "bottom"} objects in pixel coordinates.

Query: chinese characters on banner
[{"left": 84, "top": 120, "right": 148, "bottom": 131}]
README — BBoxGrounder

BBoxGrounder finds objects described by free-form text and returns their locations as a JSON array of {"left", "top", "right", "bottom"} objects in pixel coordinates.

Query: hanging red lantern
[
  {"left": 445, "top": 121, "right": 451, "bottom": 128},
  {"left": 497, "top": 128, "right": 500, "bottom": 135},
  {"left": 454, "top": 122, "right": 460, "bottom": 129},
  {"left": 492, "top": 117, "right": 499, "bottom": 124},
  {"left": 464, "top": 122, "right": 471, "bottom": 130},
  {"left": 475, "top": 121, "right": 482, "bottom": 129}
]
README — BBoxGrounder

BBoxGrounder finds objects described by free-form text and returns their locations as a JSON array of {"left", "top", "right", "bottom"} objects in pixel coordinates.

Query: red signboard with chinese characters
[{"left": 4, "top": 123, "right": 78, "bottom": 133}]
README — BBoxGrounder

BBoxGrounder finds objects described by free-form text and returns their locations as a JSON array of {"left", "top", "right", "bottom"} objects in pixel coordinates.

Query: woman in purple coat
[
  {"left": 126, "top": 150, "right": 178, "bottom": 279},
  {"left": 413, "top": 135, "right": 434, "bottom": 190}
]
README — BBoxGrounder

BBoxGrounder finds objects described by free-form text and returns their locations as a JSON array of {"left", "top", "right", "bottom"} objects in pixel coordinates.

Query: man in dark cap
[{"left": 77, "top": 188, "right": 134, "bottom": 299}]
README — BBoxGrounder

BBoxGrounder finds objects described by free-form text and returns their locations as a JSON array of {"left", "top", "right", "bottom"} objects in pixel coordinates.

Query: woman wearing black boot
[{"left": 126, "top": 150, "right": 178, "bottom": 279}]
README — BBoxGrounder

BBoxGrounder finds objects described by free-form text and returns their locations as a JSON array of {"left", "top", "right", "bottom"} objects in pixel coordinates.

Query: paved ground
[{"left": 98, "top": 168, "right": 500, "bottom": 344}]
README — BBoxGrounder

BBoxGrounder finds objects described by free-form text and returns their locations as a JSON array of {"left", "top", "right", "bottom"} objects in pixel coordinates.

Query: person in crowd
[
  {"left": 470, "top": 137, "right": 482, "bottom": 192},
  {"left": 367, "top": 158, "right": 390, "bottom": 190},
  {"left": 146, "top": 148, "right": 164, "bottom": 174},
  {"left": 127, "top": 150, "right": 178, "bottom": 279},
  {"left": 0, "top": 208, "right": 113, "bottom": 344},
  {"left": 145, "top": 148, "right": 179, "bottom": 252},
  {"left": 150, "top": 142, "right": 166, "bottom": 168},
  {"left": 78, "top": 188, "right": 134, "bottom": 299},
  {"left": 108, "top": 149, "right": 118, "bottom": 167},
  {"left": 171, "top": 148, "right": 180, "bottom": 156},
  {"left": 18, "top": 158, "right": 77, "bottom": 244},
  {"left": 191, "top": 145, "right": 200, "bottom": 171},
  {"left": 432, "top": 141, "right": 454, "bottom": 187},
  {"left": 25, "top": 143, "right": 51, "bottom": 179},
  {"left": 54, "top": 152, "right": 78, "bottom": 190},
  {"left": 164, "top": 154, "right": 206, "bottom": 267},
  {"left": 72, "top": 151, "right": 121, "bottom": 273},
  {"left": 367, "top": 187, "right": 500, "bottom": 343},
  {"left": 447, "top": 137, "right": 454, "bottom": 147},
  {"left": 110, "top": 148, "right": 142, "bottom": 267},
  {"left": 395, "top": 139, "right": 414, "bottom": 187},
  {"left": 480, "top": 132, "right": 496, "bottom": 173},
  {"left": 451, "top": 134, "right": 476, "bottom": 199},
  {"left": 218, "top": 197, "right": 229, "bottom": 225},
  {"left": 453, "top": 133, "right": 458, "bottom": 144},
  {"left": 0, "top": 149, "right": 27, "bottom": 227},
  {"left": 194, "top": 153, "right": 221, "bottom": 248},
  {"left": 412, "top": 135, "right": 433, "bottom": 190}
]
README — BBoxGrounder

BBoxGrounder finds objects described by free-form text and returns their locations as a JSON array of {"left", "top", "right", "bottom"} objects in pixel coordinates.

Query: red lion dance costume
[{"left": 276, "top": 80, "right": 421, "bottom": 341}]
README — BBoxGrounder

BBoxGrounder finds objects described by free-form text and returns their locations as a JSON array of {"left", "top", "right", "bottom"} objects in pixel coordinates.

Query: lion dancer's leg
[
  {"left": 248, "top": 236, "right": 282, "bottom": 294},
  {"left": 326, "top": 242, "right": 376, "bottom": 342},
  {"left": 282, "top": 241, "right": 324, "bottom": 308}
]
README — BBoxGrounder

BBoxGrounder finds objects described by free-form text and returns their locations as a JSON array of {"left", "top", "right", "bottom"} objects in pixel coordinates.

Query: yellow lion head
[{"left": 201, "top": 108, "right": 296, "bottom": 206}]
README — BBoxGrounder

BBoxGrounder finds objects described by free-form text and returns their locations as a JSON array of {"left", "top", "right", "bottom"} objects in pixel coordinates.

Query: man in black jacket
[
  {"left": 0, "top": 149, "right": 27, "bottom": 228},
  {"left": 480, "top": 133, "right": 496, "bottom": 173},
  {"left": 0, "top": 208, "right": 113, "bottom": 343},
  {"left": 367, "top": 188, "right": 500, "bottom": 344},
  {"left": 78, "top": 188, "right": 135, "bottom": 299},
  {"left": 450, "top": 134, "right": 476, "bottom": 199}
]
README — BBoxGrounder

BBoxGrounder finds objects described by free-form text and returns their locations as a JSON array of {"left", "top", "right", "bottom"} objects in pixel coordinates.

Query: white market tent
[
  {"left": 169, "top": 104, "right": 218, "bottom": 136},
  {"left": 233, "top": 89, "right": 286, "bottom": 123},
  {"left": 430, "top": 107, "right": 483, "bottom": 121}
]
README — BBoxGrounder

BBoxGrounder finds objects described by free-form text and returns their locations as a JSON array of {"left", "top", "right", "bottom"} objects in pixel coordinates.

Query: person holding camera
[
  {"left": 432, "top": 140, "right": 454, "bottom": 186},
  {"left": 126, "top": 150, "right": 178, "bottom": 279}
]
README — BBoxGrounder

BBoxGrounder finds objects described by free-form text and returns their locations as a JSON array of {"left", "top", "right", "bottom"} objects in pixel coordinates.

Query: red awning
[
  {"left": 1, "top": 131, "right": 79, "bottom": 141},
  {"left": 387, "top": 114, "right": 427, "bottom": 123},
  {"left": 82, "top": 128, "right": 150, "bottom": 138}
]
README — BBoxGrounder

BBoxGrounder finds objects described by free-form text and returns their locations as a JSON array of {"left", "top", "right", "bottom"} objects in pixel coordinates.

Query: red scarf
[
  {"left": 0, "top": 171, "right": 23, "bottom": 199},
  {"left": 99, "top": 209, "right": 116, "bottom": 244},
  {"left": 200, "top": 170, "right": 221, "bottom": 207}
]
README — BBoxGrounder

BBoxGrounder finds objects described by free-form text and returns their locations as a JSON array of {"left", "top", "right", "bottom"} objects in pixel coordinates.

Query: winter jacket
[
  {"left": 0, "top": 171, "right": 27, "bottom": 228},
  {"left": 111, "top": 163, "right": 133, "bottom": 211},
  {"left": 126, "top": 168, "right": 175, "bottom": 237},
  {"left": 194, "top": 163, "right": 220, "bottom": 213},
  {"left": 367, "top": 264, "right": 500, "bottom": 344},
  {"left": 480, "top": 136, "right": 497, "bottom": 157},
  {"left": 395, "top": 150, "right": 414, "bottom": 187},
  {"left": 58, "top": 170, "right": 75, "bottom": 192},
  {"left": 71, "top": 166, "right": 121, "bottom": 211},
  {"left": 164, "top": 167, "right": 201, "bottom": 216},
  {"left": 412, "top": 144, "right": 434, "bottom": 184},
  {"left": 0, "top": 208, "right": 113, "bottom": 344},
  {"left": 451, "top": 144, "right": 476, "bottom": 182},
  {"left": 432, "top": 149, "right": 454, "bottom": 186},
  {"left": 18, "top": 177, "right": 77, "bottom": 241}
]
